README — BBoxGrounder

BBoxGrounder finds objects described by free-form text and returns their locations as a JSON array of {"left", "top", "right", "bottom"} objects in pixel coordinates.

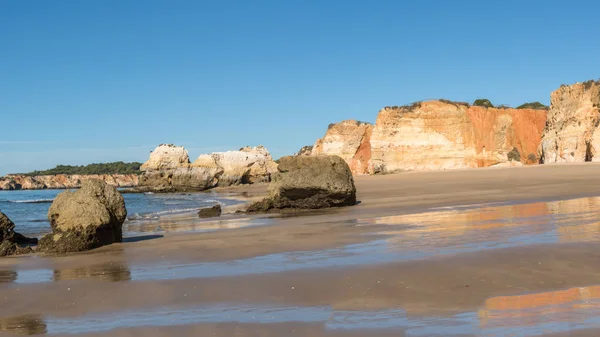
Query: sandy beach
[{"left": 2, "top": 163, "right": 600, "bottom": 336}]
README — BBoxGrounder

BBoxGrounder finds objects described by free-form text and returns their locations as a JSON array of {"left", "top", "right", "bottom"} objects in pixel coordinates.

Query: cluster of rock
[
  {"left": 247, "top": 155, "right": 356, "bottom": 212},
  {"left": 138, "top": 144, "right": 278, "bottom": 192},
  {"left": 539, "top": 80, "right": 600, "bottom": 163},
  {"left": 0, "top": 174, "right": 138, "bottom": 191}
]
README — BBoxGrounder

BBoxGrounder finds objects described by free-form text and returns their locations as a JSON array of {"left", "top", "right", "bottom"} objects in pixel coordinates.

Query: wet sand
[{"left": 3, "top": 163, "right": 600, "bottom": 336}]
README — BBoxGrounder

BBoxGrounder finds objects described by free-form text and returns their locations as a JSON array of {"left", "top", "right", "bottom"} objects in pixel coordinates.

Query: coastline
[{"left": 3, "top": 163, "right": 600, "bottom": 336}]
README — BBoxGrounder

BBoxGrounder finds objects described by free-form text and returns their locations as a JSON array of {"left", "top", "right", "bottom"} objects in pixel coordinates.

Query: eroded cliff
[
  {"left": 539, "top": 80, "right": 600, "bottom": 163},
  {"left": 312, "top": 100, "right": 547, "bottom": 174},
  {"left": 311, "top": 120, "right": 373, "bottom": 174}
]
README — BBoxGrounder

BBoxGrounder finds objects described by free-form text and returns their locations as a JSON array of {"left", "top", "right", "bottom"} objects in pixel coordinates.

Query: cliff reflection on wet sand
[
  {"left": 369, "top": 197, "right": 600, "bottom": 250},
  {"left": 125, "top": 216, "right": 271, "bottom": 234},
  {"left": 0, "top": 314, "right": 47, "bottom": 335},
  {"left": 0, "top": 269, "right": 17, "bottom": 284},
  {"left": 479, "top": 285, "right": 600, "bottom": 329},
  {"left": 53, "top": 262, "right": 131, "bottom": 282}
]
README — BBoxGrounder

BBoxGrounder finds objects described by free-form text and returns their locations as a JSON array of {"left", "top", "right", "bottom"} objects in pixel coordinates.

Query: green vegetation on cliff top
[
  {"left": 18, "top": 162, "right": 142, "bottom": 176},
  {"left": 516, "top": 102, "right": 548, "bottom": 110}
]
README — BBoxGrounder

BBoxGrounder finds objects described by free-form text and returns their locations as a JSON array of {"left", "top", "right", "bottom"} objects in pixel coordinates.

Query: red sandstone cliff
[{"left": 311, "top": 100, "right": 547, "bottom": 174}]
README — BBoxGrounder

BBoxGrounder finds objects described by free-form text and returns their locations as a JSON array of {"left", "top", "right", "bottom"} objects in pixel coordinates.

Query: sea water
[{"left": 0, "top": 189, "right": 241, "bottom": 237}]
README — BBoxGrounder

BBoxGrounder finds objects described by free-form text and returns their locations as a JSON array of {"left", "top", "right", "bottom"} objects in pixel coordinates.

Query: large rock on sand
[
  {"left": 247, "top": 155, "right": 357, "bottom": 212},
  {"left": 0, "top": 212, "right": 37, "bottom": 257},
  {"left": 38, "top": 179, "right": 127, "bottom": 253}
]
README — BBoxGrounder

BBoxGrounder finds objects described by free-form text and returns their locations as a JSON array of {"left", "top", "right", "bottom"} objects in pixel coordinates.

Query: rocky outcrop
[
  {"left": 539, "top": 80, "right": 600, "bottom": 163},
  {"left": 295, "top": 145, "right": 314, "bottom": 156},
  {"left": 247, "top": 155, "right": 356, "bottom": 212},
  {"left": 38, "top": 179, "right": 127, "bottom": 253},
  {"left": 139, "top": 144, "right": 277, "bottom": 192},
  {"left": 311, "top": 100, "right": 547, "bottom": 174},
  {"left": 312, "top": 120, "right": 373, "bottom": 174},
  {"left": 0, "top": 212, "right": 37, "bottom": 257},
  {"left": 0, "top": 174, "right": 139, "bottom": 191}
]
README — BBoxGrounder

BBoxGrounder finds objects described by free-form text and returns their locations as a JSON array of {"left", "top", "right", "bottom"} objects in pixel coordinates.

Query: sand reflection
[
  {"left": 0, "top": 314, "right": 47, "bottom": 335},
  {"left": 369, "top": 197, "right": 600, "bottom": 250},
  {"left": 53, "top": 262, "right": 131, "bottom": 282},
  {"left": 479, "top": 285, "right": 600, "bottom": 330},
  {"left": 125, "top": 216, "right": 270, "bottom": 234}
]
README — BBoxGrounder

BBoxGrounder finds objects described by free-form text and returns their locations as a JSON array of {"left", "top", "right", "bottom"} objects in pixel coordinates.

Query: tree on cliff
[
  {"left": 20, "top": 162, "right": 142, "bottom": 176},
  {"left": 516, "top": 102, "right": 548, "bottom": 110},
  {"left": 473, "top": 99, "right": 494, "bottom": 108}
]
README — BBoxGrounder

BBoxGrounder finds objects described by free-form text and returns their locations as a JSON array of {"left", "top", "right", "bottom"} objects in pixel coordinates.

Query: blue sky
[{"left": 1, "top": 0, "right": 599, "bottom": 174}]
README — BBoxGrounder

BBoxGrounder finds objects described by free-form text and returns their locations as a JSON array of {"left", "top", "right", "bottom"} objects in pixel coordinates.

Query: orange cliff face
[
  {"left": 311, "top": 120, "right": 373, "bottom": 174},
  {"left": 311, "top": 100, "right": 547, "bottom": 174}
]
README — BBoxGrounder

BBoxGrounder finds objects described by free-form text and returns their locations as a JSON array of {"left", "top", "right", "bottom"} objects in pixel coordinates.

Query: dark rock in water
[
  {"left": 247, "top": 155, "right": 356, "bottom": 213},
  {"left": 0, "top": 212, "right": 36, "bottom": 257},
  {"left": 198, "top": 204, "right": 222, "bottom": 218},
  {"left": 38, "top": 179, "right": 127, "bottom": 254}
]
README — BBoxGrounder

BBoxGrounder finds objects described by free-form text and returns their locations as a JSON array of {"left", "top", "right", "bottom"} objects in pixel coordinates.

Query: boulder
[
  {"left": 0, "top": 212, "right": 36, "bottom": 257},
  {"left": 247, "top": 155, "right": 357, "bottom": 212},
  {"left": 198, "top": 204, "right": 222, "bottom": 218},
  {"left": 38, "top": 179, "right": 127, "bottom": 253}
]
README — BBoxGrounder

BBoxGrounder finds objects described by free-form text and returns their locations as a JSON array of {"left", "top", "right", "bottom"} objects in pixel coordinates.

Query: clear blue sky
[{"left": 1, "top": 0, "right": 599, "bottom": 174}]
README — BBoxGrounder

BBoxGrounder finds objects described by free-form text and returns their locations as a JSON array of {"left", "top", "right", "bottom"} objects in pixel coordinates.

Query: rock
[
  {"left": 539, "top": 80, "right": 600, "bottom": 163},
  {"left": 295, "top": 145, "right": 314, "bottom": 156},
  {"left": 139, "top": 144, "right": 278, "bottom": 192},
  {"left": 140, "top": 144, "right": 191, "bottom": 170},
  {"left": 0, "top": 212, "right": 36, "bottom": 257},
  {"left": 309, "top": 100, "right": 547, "bottom": 174},
  {"left": 247, "top": 155, "right": 356, "bottom": 212},
  {"left": 38, "top": 179, "right": 127, "bottom": 253},
  {"left": 311, "top": 120, "right": 373, "bottom": 174},
  {"left": 198, "top": 204, "right": 222, "bottom": 218}
]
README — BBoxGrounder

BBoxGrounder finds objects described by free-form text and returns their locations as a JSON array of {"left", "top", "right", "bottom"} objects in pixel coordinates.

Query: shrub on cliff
[
  {"left": 473, "top": 99, "right": 494, "bottom": 108},
  {"left": 21, "top": 162, "right": 142, "bottom": 176},
  {"left": 516, "top": 102, "right": 549, "bottom": 110},
  {"left": 507, "top": 148, "right": 521, "bottom": 162}
]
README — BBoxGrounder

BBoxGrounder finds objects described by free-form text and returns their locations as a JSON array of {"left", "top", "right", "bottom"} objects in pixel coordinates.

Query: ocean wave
[
  {"left": 4, "top": 199, "right": 54, "bottom": 204},
  {"left": 126, "top": 207, "right": 200, "bottom": 221}
]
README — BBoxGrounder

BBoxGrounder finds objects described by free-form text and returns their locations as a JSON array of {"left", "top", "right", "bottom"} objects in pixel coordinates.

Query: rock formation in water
[
  {"left": 310, "top": 100, "right": 547, "bottom": 174},
  {"left": 539, "top": 80, "right": 600, "bottom": 163},
  {"left": 198, "top": 204, "right": 222, "bottom": 218},
  {"left": 0, "top": 212, "right": 37, "bottom": 257},
  {"left": 311, "top": 120, "right": 373, "bottom": 174},
  {"left": 0, "top": 174, "right": 139, "bottom": 191},
  {"left": 247, "top": 155, "right": 356, "bottom": 212},
  {"left": 138, "top": 144, "right": 278, "bottom": 192},
  {"left": 38, "top": 179, "right": 127, "bottom": 254}
]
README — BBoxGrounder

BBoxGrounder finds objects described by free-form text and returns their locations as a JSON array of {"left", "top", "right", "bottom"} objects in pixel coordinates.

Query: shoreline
[{"left": 3, "top": 163, "right": 600, "bottom": 336}]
